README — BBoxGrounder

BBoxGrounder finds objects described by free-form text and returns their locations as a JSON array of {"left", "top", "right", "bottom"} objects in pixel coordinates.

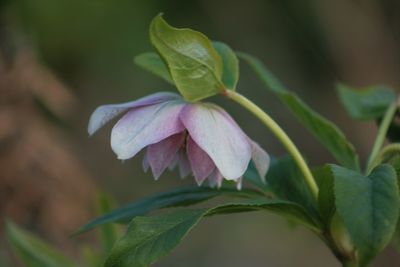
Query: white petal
[
  {"left": 250, "top": 141, "right": 270, "bottom": 183},
  {"left": 180, "top": 103, "right": 252, "bottom": 180},
  {"left": 111, "top": 101, "right": 185, "bottom": 160},
  {"left": 88, "top": 92, "right": 180, "bottom": 135}
]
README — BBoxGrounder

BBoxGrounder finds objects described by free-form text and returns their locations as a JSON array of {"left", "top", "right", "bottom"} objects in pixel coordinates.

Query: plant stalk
[
  {"left": 366, "top": 101, "right": 398, "bottom": 174},
  {"left": 225, "top": 90, "right": 319, "bottom": 200},
  {"left": 342, "top": 260, "right": 358, "bottom": 267}
]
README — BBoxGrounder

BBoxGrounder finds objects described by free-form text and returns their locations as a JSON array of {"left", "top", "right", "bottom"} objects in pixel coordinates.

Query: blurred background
[{"left": 1, "top": 0, "right": 400, "bottom": 266}]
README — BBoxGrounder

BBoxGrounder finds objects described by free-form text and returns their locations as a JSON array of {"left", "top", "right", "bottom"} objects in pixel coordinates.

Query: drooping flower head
[{"left": 88, "top": 92, "right": 269, "bottom": 189}]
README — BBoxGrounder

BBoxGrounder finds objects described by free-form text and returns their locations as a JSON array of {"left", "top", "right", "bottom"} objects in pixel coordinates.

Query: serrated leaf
[
  {"left": 212, "top": 41, "right": 239, "bottom": 90},
  {"left": 150, "top": 14, "right": 224, "bottom": 101},
  {"left": 331, "top": 164, "right": 400, "bottom": 266},
  {"left": 205, "top": 199, "right": 320, "bottom": 230},
  {"left": 336, "top": 84, "right": 396, "bottom": 120},
  {"left": 104, "top": 199, "right": 320, "bottom": 267},
  {"left": 237, "top": 52, "right": 360, "bottom": 171},
  {"left": 74, "top": 186, "right": 261, "bottom": 235},
  {"left": 104, "top": 209, "right": 205, "bottom": 267},
  {"left": 134, "top": 52, "right": 174, "bottom": 84},
  {"left": 6, "top": 221, "right": 78, "bottom": 267}
]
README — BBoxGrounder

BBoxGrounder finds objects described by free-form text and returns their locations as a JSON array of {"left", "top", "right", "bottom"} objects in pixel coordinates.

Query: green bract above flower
[
  {"left": 149, "top": 14, "right": 227, "bottom": 102},
  {"left": 88, "top": 92, "right": 270, "bottom": 189}
]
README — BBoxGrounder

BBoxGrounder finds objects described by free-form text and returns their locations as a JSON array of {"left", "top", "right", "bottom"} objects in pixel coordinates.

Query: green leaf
[
  {"left": 245, "top": 156, "right": 322, "bottom": 222},
  {"left": 237, "top": 52, "right": 360, "bottom": 171},
  {"left": 134, "top": 52, "right": 174, "bottom": 84},
  {"left": 206, "top": 199, "right": 320, "bottom": 230},
  {"left": 264, "top": 156, "right": 318, "bottom": 218},
  {"left": 74, "top": 186, "right": 261, "bottom": 235},
  {"left": 331, "top": 164, "right": 400, "bottom": 266},
  {"left": 244, "top": 160, "right": 270, "bottom": 192},
  {"left": 393, "top": 218, "right": 400, "bottom": 252},
  {"left": 313, "top": 165, "right": 335, "bottom": 225},
  {"left": 336, "top": 84, "right": 396, "bottom": 120},
  {"left": 104, "top": 209, "right": 205, "bottom": 267},
  {"left": 149, "top": 14, "right": 224, "bottom": 101},
  {"left": 104, "top": 199, "right": 320, "bottom": 267},
  {"left": 96, "top": 193, "right": 121, "bottom": 254},
  {"left": 212, "top": 41, "right": 239, "bottom": 90},
  {"left": 6, "top": 221, "right": 78, "bottom": 267}
]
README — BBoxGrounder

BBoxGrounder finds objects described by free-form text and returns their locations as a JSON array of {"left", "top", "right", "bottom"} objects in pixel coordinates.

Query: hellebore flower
[{"left": 88, "top": 92, "right": 269, "bottom": 189}]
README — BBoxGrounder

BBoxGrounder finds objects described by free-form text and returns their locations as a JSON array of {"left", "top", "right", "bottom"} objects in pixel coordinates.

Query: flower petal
[
  {"left": 142, "top": 151, "right": 150, "bottom": 172},
  {"left": 180, "top": 103, "right": 252, "bottom": 180},
  {"left": 168, "top": 154, "right": 179, "bottom": 171},
  {"left": 147, "top": 133, "right": 185, "bottom": 180},
  {"left": 88, "top": 92, "right": 180, "bottom": 135},
  {"left": 236, "top": 177, "right": 243, "bottom": 190},
  {"left": 111, "top": 101, "right": 185, "bottom": 160},
  {"left": 177, "top": 149, "right": 191, "bottom": 178},
  {"left": 187, "top": 136, "right": 215, "bottom": 185},
  {"left": 250, "top": 141, "right": 270, "bottom": 183},
  {"left": 208, "top": 169, "right": 223, "bottom": 188}
]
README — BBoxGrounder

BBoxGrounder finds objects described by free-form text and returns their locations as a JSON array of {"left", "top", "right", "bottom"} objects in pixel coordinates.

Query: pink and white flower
[{"left": 88, "top": 92, "right": 269, "bottom": 189}]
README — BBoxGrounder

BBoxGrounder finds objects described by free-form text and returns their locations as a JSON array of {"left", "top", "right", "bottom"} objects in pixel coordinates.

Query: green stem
[
  {"left": 225, "top": 90, "right": 319, "bottom": 200},
  {"left": 368, "top": 143, "right": 400, "bottom": 171},
  {"left": 366, "top": 101, "right": 398, "bottom": 174},
  {"left": 342, "top": 260, "right": 358, "bottom": 267}
]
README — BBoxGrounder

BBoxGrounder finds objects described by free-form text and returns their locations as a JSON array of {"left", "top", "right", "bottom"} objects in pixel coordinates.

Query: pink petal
[
  {"left": 147, "top": 133, "right": 185, "bottom": 180},
  {"left": 250, "top": 141, "right": 270, "bottom": 183},
  {"left": 208, "top": 169, "right": 223, "bottom": 188},
  {"left": 168, "top": 154, "right": 179, "bottom": 171},
  {"left": 177, "top": 149, "right": 191, "bottom": 178},
  {"left": 111, "top": 101, "right": 185, "bottom": 160},
  {"left": 187, "top": 136, "right": 215, "bottom": 185},
  {"left": 88, "top": 92, "right": 180, "bottom": 135},
  {"left": 180, "top": 103, "right": 252, "bottom": 180},
  {"left": 142, "top": 150, "right": 150, "bottom": 172}
]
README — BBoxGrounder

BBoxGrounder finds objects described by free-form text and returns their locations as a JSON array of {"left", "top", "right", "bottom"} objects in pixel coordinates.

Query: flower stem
[
  {"left": 342, "top": 260, "right": 358, "bottom": 267},
  {"left": 366, "top": 100, "right": 398, "bottom": 174},
  {"left": 368, "top": 143, "right": 400, "bottom": 171},
  {"left": 225, "top": 90, "right": 319, "bottom": 200}
]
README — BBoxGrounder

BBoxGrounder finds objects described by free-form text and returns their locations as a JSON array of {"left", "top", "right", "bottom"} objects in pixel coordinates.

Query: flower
[{"left": 88, "top": 92, "right": 270, "bottom": 189}]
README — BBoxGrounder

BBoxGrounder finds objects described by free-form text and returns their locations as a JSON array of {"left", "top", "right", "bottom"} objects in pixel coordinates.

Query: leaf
[
  {"left": 134, "top": 52, "right": 174, "bottom": 84},
  {"left": 212, "top": 41, "right": 239, "bottom": 90},
  {"left": 244, "top": 160, "right": 270, "bottom": 192},
  {"left": 331, "top": 164, "right": 400, "bottom": 266},
  {"left": 393, "top": 218, "right": 400, "bottom": 252},
  {"left": 96, "top": 193, "right": 121, "bottom": 254},
  {"left": 6, "top": 221, "right": 78, "bottom": 267},
  {"left": 336, "top": 84, "right": 396, "bottom": 120},
  {"left": 264, "top": 156, "right": 319, "bottom": 218},
  {"left": 104, "top": 199, "right": 320, "bottom": 267},
  {"left": 245, "top": 156, "right": 321, "bottom": 221},
  {"left": 205, "top": 199, "right": 320, "bottom": 230},
  {"left": 74, "top": 186, "right": 261, "bottom": 235},
  {"left": 313, "top": 165, "right": 335, "bottom": 225},
  {"left": 150, "top": 14, "right": 224, "bottom": 101},
  {"left": 104, "top": 209, "right": 205, "bottom": 267},
  {"left": 237, "top": 52, "right": 360, "bottom": 171}
]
